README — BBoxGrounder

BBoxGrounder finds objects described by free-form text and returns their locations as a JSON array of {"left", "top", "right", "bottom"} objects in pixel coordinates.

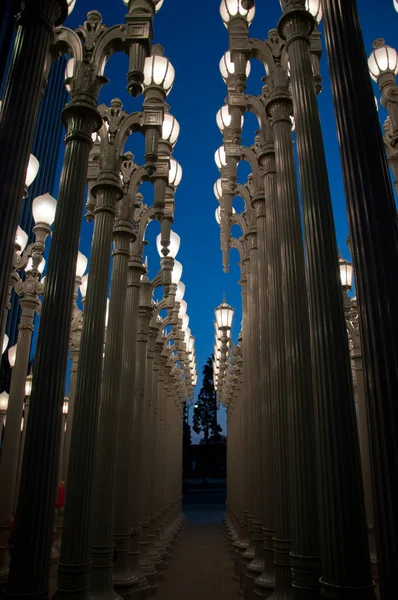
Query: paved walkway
[{"left": 156, "top": 508, "right": 241, "bottom": 600}]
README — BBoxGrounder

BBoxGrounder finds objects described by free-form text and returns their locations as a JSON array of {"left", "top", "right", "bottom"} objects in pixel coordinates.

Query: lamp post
[
  {"left": 0, "top": 192, "right": 56, "bottom": 587},
  {"left": 321, "top": 3, "right": 398, "bottom": 597}
]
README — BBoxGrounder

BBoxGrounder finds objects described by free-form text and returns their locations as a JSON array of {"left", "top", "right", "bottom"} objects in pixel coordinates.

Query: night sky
[{"left": 49, "top": 0, "right": 397, "bottom": 442}]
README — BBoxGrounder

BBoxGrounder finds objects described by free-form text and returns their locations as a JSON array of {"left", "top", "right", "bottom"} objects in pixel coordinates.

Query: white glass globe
[
  {"left": 0, "top": 391, "right": 9, "bottom": 411},
  {"left": 305, "top": 0, "right": 322, "bottom": 22},
  {"left": 2, "top": 334, "right": 9, "bottom": 355},
  {"left": 162, "top": 113, "right": 180, "bottom": 146},
  {"left": 176, "top": 281, "right": 185, "bottom": 302},
  {"left": 168, "top": 158, "right": 182, "bottom": 187},
  {"left": 219, "top": 50, "right": 251, "bottom": 81},
  {"left": 215, "top": 146, "right": 227, "bottom": 169},
  {"left": 8, "top": 343, "right": 18, "bottom": 368},
  {"left": 368, "top": 39, "right": 398, "bottom": 81},
  {"left": 25, "top": 257, "right": 46, "bottom": 274},
  {"left": 181, "top": 314, "right": 189, "bottom": 331},
  {"left": 15, "top": 226, "right": 28, "bottom": 255},
  {"left": 216, "top": 104, "right": 244, "bottom": 131},
  {"left": 32, "top": 193, "right": 57, "bottom": 226},
  {"left": 122, "top": 0, "right": 164, "bottom": 9},
  {"left": 214, "top": 178, "right": 223, "bottom": 200},
  {"left": 179, "top": 300, "right": 187, "bottom": 318},
  {"left": 171, "top": 260, "right": 183, "bottom": 284},
  {"left": 220, "top": 0, "right": 255, "bottom": 25},
  {"left": 25, "top": 154, "right": 40, "bottom": 187},
  {"left": 67, "top": 0, "right": 76, "bottom": 15},
  {"left": 76, "top": 251, "right": 88, "bottom": 278},
  {"left": 156, "top": 230, "right": 181, "bottom": 258},
  {"left": 143, "top": 54, "right": 175, "bottom": 95}
]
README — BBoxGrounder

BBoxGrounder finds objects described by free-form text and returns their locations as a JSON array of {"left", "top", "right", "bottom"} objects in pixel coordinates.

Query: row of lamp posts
[
  {"left": 214, "top": 1, "right": 398, "bottom": 600},
  {"left": 0, "top": 1, "right": 197, "bottom": 598}
]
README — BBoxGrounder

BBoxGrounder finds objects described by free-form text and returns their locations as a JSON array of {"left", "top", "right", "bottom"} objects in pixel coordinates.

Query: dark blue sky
[{"left": 56, "top": 0, "right": 397, "bottom": 441}]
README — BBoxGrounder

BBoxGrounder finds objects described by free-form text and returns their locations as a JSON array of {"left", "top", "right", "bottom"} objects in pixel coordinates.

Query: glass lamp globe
[
  {"left": 176, "top": 281, "right": 185, "bottom": 302},
  {"left": 184, "top": 327, "right": 191, "bottom": 347},
  {"left": 216, "top": 104, "right": 244, "bottom": 132},
  {"left": 181, "top": 314, "right": 189, "bottom": 331},
  {"left": 339, "top": 257, "right": 353, "bottom": 290},
  {"left": 63, "top": 399, "right": 69, "bottom": 415},
  {"left": 76, "top": 251, "right": 88, "bottom": 278},
  {"left": 162, "top": 113, "right": 180, "bottom": 146},
  {"left": 25, "top": 154, "right": 40, "bottom": 187},
  {"left": 15, "top": 226, "right": 28, "bottom": 255},
  {"left": 25, "top": 257, "right": 46, "bottom": 274},
  {"left": 219, "top": 50, "right": 251, "bottom": 81},
  {"left": 179, "top": 299, "right": 187, "bottom": 318},
  {"left": 220, "top": 0, "right": 255, "bottom": 26},
  {"left": 25, "top": 375, "right": 32, "bottom": 397},
  {"left": 0, "top": 391, "right": 9, "bottom": 411},
  {"left": 171, "top": 260, "right": 183, "bottom": 284},
  {"left": 8, "top": 343, "right": 18, "bottom": 368},
  {"left": 80, "top": 274, "right": 89, "bottom": 300},
  {"left": 214, "top": 178, "right": 223, "bottom": 201},
  {"left": 32, "top": 193, "right": 57, "bottom": 226},
  {"left": 64, "top": 57, "right": 74, "bottom": 92},
  {"left": 305, "top": 0, "right": 322, "bottom": 22},
  {"left": 156, "top": 230, "right": 181, "bottom": 258},
  {"left": 105, "top": 298, "right": 110, "bottom": 328},
  {"left": 215, "top": 145, "right": 227, "bottom": 169},
  {"left": 67, "top": 0, "right": 76, "bottom": 15},
  {"left": 168, "top": 158, "right": 182, "bottom": 187},
  {"left": 368, "top": 39, "right": 398, "bottom": 81},
  {"left": 215, "top": 299, "right": 234, "bottom": 329},
  {"left": 395, "top": 0, "right": 398, "bottom": 12},
  {"left": 2, "top": 334, "right": 9, "bottom": 355},
  {"left": 143, "top": 53, "right": 175, "bottom": 95}
]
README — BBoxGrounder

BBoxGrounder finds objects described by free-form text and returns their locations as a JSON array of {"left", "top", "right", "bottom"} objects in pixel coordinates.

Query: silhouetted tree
[{"left": 193, "top": 356, "right": 222, "bottom": 444}]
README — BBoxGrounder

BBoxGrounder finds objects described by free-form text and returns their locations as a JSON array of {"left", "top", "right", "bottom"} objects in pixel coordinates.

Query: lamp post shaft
[
  {"left": 0, "top": 297, "right": 37, "bottom": 586},
  {"left": 62, "top": 352, "right": 79, "bottom": 484},
  {"left": 6, "top": 101, "right": 100, "bottom": 599},
  {"left": 57, "top": 166, "right": 121, "bottom": 599},
  {"left": 89, "top": 225, "right": 132, "bottom": 599},
  {"left": 322, "top": 3, "right": 398, "bottom": 597},
  {"left": 279, "top": 3, "right": 374, "bottom": 597},
  {"left": 0, "top": 0, "right": 67, "bottom": 334}
]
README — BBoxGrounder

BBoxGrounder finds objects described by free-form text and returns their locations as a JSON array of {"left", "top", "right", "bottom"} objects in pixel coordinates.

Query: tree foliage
[{"left": 193, "top": 356, "right": 223, "bottom": 444}]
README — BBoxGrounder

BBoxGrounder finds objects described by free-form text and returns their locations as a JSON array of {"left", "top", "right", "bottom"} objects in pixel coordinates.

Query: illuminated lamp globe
[
  {"left": 339, "top": 256, "right": 353, "bottom": 291},
  {"left": 176, "top": 281, "right": 185, "bottom": 302},
  {"left": 215, "top": 205, "right": 236, "bottom": 224},
  {"left": 15, "top": 226, "right": 28, "bottom": 255},
  {"left": 162, "top": 113, "right": 180, "bottom": 146},
  {"left": 0, "top": 391, "right": 8, "bottom": 411},
  {"left": 25, "top": 375, "right": 32, "bottom": 397},
  {"left": 80, "top": 274, "right": 88, "bottom": 300},
  {"left": 215, "top": 299, "right": 234, "bottom": 329},
  {"left": 171, "top": 260, "right": 183, "bottom": 284},
  {"left": 214, "top": 178, "right": 223, "bottom": 201},
  {"left": 67, "top": 0, "right": 76, "bottom": 15},
  {"left": 25, "top": 154, "right": 40, "bottom": 187},
  {"left": 143, "top": 50, "right": 175, "bottom": 96},
  {"left": 216, "top": 104, "right": 244, "bottom": 132},
  {"left": 188, "top": 335, "right": 195, "bottom": 353},
  {"left": 76, "top": 251, "right": 88, "bottom": 278},
  {"left": 63, "top": 399, "right": 69, "bottom": 415},
  {"left": 181, "top": 314, "right": 189, "bottom": 331},
  {"left": 156, "top": 230, "right": 181, "bottom": 258},
  {"left": 395, "top": 0, "right": 398, "bottom": 12},
  {"left": 168, "top": 158, "right": 182, "bottom": 187},
  {"left": 184, "top": 327, "right": 191, "bottom": 347},
  {"left": 2, "top": 334, "right": 9, "bottom": 355},
  {"left": 105, "top": 298, "right": 110, "bottom": 328},
  {"left": 215, "top": 146, "right": 227, "bottom": 169},
  {"left": 368, "top": 39, "right": 398, "bottom": 81},
  {"left": 8, "top": 344, "right": 18, "bottom": 368},
  {"left": 32, "top": 193, "right": 57, "bottom": 226},
  {"left": 193, "top": 375, "right": 197, "bottom": 386},
  {"left": 25, "top": 257, "right": 46, "bottom": 274},
  {"left": 219, "top": 50, "right": 251, "bottom": 81},
  {"left": 179, "top": 300, "right": 188, "bottom": 318},
  {"left": 305, "top": 0, "right": 322, "bottom": 22},
  {"left": 220, "top": 0, "right": 255, "bottom": 26}
]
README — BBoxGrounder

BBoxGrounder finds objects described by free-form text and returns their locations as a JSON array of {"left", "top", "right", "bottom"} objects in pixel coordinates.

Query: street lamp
[{"left": 339, "top": 256, "right": 353, "bottom": 293}]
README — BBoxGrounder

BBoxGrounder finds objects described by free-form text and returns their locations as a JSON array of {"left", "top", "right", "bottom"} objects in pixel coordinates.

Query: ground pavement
[{"left": 156, "top": 505, "right": 241, "bottom": 600}]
